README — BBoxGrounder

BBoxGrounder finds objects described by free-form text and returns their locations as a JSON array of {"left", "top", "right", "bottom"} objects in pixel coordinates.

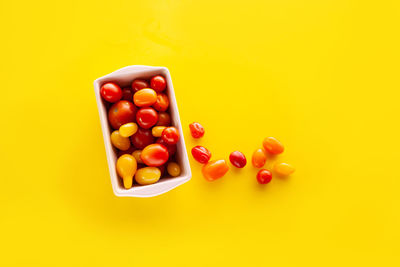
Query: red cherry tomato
[
  {"left": 156, "top": 138, "right": 177, "bottom": 156},
  {"left": 101, "top": 82, "right": 122, "bottom": 103},
  {"left": 189, "top": 122, "right": 204, "bottom": 138},
  {"left": 202, "top": 160, "right": 229, "bottom": 181},
  {"left": 141, "top": 144, "right": 169, "bottom": 167},
  {"left": 108, "top": 100, "right": 137, "bottom": 129},
  {"left": 161, "top": 127, "right": 180, "bottom": 145},
  {"left": 153, "top": 93, "right": 169, "bottom": 111},
  {"left": 136, "top": 108, "right": 158, "bottom": 129},
  {"left": 121, "top": 87, "right": 134, "bottom": 101},
  {"left": 150, "top": 75, "right": 167, "bottom": 92},
  {"left": 131, "top": 79, "right": 149, "bottom": 92},
  {"left": 191, "top": 146, "right": 211, "bottom": 164},
  {"left": 130, "top": 128, "right": 154, "bottom": 149},
  {"left": 256, "top": 169, "right": 272, "bottom": 184},
  {"left": 156, "top": 112, "right": 171, "bottom": 126},
  {"left": 229, "top": 151, "right": 247, "bottom": 168}
]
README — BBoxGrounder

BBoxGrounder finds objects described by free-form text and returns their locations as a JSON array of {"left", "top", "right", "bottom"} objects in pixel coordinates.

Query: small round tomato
[
  {"left": 131, "top": 79, "right": 149, "bottom": 92},
  {"left": 189, "top": 122, "right": 204, "bottom": 138},
  {"left": 101, "top": 82, "right": 122, "bottom": 103},
  {"left": 202, "top": 160, "right": 229, "bottom": 181},
  {"left": 252, "top": 148, "right": 267, "bottom": 168},
  {"left": 263, "top": 137, "right": 284, "bottom": 154},
  {"left": 161, "top": 126, "right": 180, "bottom": 145},
  {"left": 150, "top": 75, "right": 167, "bottom": 92},
  {"left": 130, "top": 128, "right": 154, "bottom": 149},
  {"left": 121, "top": 87, "right": 133, "bottom": 101},
  {"left": 135, "top": 167, "right": 161, "bottom": 185},
  {"left": 108, "top": 100, "right": 137, "bottom": 129},
  {"left": 141, "top": 144, "right": 169, "bottom": 167},
  {"left": 133, "top": 88, "right": 157, "bottom": 107},
  {"left": 229, "top": 151, "right": 247, "bottom": 168},
  {"left": 136, "top": 107, "right": 158, "bottom": 129},
  {"left": 156, "top": 138, "right": 177, "bottom": 156},
  {"left": 191, "top": 146, "right": 211, "bottom": 164},
  {"left": 256, "top": 169, "right": 272, "bottom": 184},
  {"left": 156, "top": 112, "right": 171, "bottom": 126},
  {"left": 167, "top": 162, "right": 181, "bottom": 177},
  {"left": 153, "top": 93, "right": 169, "bottom": 111}
]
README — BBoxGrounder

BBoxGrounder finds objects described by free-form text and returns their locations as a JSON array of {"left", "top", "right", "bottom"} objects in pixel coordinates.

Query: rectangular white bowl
[{"left": 94, "top": 65, "right": 191, "bottom": 197}]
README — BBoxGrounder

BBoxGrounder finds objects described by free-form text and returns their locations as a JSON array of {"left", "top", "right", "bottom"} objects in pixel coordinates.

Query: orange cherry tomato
[
  {"left": 153, "top": 93, "right": 169, "bottom": 111},
  {"left": 133, "top": 88, "right": 157, "bottom": 107},
  {"left": 156, "top": 112, "right": 171, "bottom": 126},
  {"left": 252, "top": 148, "right": 267, "bottom": 168},
  {"left": 262, "top": 137, "right": 284, "bottom": 154},
  {"left": 141, "top": 144, "right": 169, "bottom": 167},
  {"left": 202, "top": 160, "right": 229, "bottom": 181}
]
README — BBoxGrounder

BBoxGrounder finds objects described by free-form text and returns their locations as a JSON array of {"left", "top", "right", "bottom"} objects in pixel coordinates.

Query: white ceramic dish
[{"left": 94, "top": 65, "right": 191, "bottom": 197}]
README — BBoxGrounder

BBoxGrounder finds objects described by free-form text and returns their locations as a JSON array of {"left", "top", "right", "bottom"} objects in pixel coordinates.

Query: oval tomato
[
  {"left": 130, "top": 128, "right": 154, "bottom": 149},
  {"left": 141, "top": 144, "right": 169, "bottom": 167},
  {"left": 101, "top": 82, "right": 122, "bottom": 103},
  {"left": 131, "top": 79, "right": 149, "bottom": 92},
  {"left": 108, "top": 100, "right": 137, "bottom": 129}
]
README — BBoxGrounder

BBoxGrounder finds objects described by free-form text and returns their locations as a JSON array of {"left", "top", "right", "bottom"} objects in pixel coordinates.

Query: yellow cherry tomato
[
  {"left": 116, "top": 154, "right": 137, "bottom": 189},
  {"left": 274, "top": 162, "right": 295, "bottom": 176},
  {"left": 167, "top": 162, "right": 181, "bottom": 177},
  {"left": 135, "top": 167, "right": 161, "bottom": 185},
  {"left": 119, "top": 122, "right": 138, "bottom": 137},
  {"left": 152, "top": 126, "right": 166, "bottom": 137},
  {"left": 111, "top": 130, "right": 131, "bottom": 150},
  {"left": 132, "top": 150, "right": 144, "bottom": 164}
]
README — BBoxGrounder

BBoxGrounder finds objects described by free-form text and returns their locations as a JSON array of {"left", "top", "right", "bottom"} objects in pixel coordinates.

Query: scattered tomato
[
  {"left": 189, "top": 122, "right": 204, "bottom": 138},
  {"left": 273, "top": 163, "right": 295, "bottom": 176},
  {"left": 202, "top": 160, "right": 229, "bottom": 181},
  {"left": 252, "top": 148, "right": 267, "bottom": 168},
  {"left": 136, "top": 107, "right": 158, "bottom": 129},
  {"left": 130, "top": 128, "right": 154, "bottom": 149},
  {"left": 141, "top": 144, "right": 169, "bottom": 167},
  {"left": 101, "top": 82, "right": 122, "bottom": 103},
  {"left": 256, "top": 169, "right": 272, "bottom": 184},
  {"left": 161, "top": 126, "right": 180, "bottom": 145},
  {"left": 131, "top": 79, "right": 149, "bottom": 92},
  {"left": 263, "top": 137, "right": 284, "bottom": 155},
  {"left": 156, "top": 112, "right": 171, "bottom": 126},
  {"left": 191, "top": 146, "right": 211, "bottom": 164},
  {"left": 108, "top": 100, "right": 137, "bottom": 129},
  {"left": 150, "top": 75, "right": 167, "bottom": 92},
  {"left": 229, "top": 151, "right": 247, "bottom": 168}
]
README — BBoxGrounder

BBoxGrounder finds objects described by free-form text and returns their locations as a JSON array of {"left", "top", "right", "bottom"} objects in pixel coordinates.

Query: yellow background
[{"left": 1, "top": 0, "right": 399, "bottom": 266}]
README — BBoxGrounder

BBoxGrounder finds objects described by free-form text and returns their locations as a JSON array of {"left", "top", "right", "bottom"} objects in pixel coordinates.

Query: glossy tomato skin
[
  {"left": 156, "top": 112, "right": 171, "bottom": 126},
  {"left": 130, "top": 128, "right": 154, "bottom": 149},
  {"left": 101, "top": 82, "right": 122, "bottom": 103},
  {"left": 256, "top": 169, "right": 272, "bottom": 184},
  {"left": 191, "top": 146, "right": 211, "bottom": 164},
  {"left": 136, "top": 107, "right": 158, "bottom": 129},
  {"left": 262, "top": 137, "right": 284, "bottom": 155},
  {"left": 252, "top": 148, "right": 267, "bottom": 168},
  {"left": 189, "top": 122, "right": 205, "bottom": 138},
  {"left": 133, "top": 88, "right": 157, "bottom": 107},
  {"left": 229, "top": 151, "right": 247, "bottom": 168},
  {"left": 153, "top": 93, "right": 169, "bottom": 111},
  {"left": 141, "top": 144, "right": 169, "bottom": 167},
  {"left": 121, "top": 87, "right": 133, "bottom": 101},
  {"left": 156, "top": 138, "right": 177, "bottom": 156},
  {"left": 150, "top": 75, "right": 167, "bottom": 92},
  {"left": 108, "top": 100, "right": 137, "bottom": 129},
  {"left": 161, "top": 126, "right": 180, "bottom": 145},
  {"left": 202, "top": 160, "right": 229, "bottom": 181},
  {"left": 131, "top": 79, "right": 150, "bottom": 92}
]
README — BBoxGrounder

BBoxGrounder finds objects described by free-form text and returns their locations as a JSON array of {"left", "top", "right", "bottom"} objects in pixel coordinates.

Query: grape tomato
[
  {"left": 141, "top": 144, "right": 169, "bottom": 167},
  {"left": 229, "top": 151, "right": 247, "bottom": 168},
  {"left": 135, "top": 167, "right": 161, "bottom": 185},
  {"left": 136, "top": 107, "right": 158, "bottom": 129},
  {"left": 189, "top": 122, "right": 204, "bottom": 138},
  {"left": 202, "top": 160, "right": 229, "bottom": 181},
  {"left": 161, "top": 126, "right": 180, "bottom": 145},
  {"left": 252, "top": 148, "right": 267, "bottom": 168},
  {"left": 191, "top": 146, "right": 211, "bottom": 164},
  {"left": 263, "top": 137, "right": 284, "bottom": 155},
  {"left": 256, "top": 169, "right": 272, "bottom": 184}
]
